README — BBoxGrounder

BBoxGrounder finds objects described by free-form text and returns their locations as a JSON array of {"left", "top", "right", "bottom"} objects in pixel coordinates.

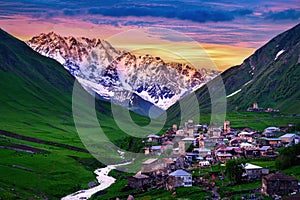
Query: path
[{"left": 211, "top": 187, "right": 220, "bottom": 200}]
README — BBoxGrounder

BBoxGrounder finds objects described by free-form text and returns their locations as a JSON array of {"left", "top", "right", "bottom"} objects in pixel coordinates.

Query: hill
[
  {"left": 166, "top": 23, "right": 300, "bottom": 124},
  {"left": 0, "top": 29, "right": 151, "bottom": 199}
]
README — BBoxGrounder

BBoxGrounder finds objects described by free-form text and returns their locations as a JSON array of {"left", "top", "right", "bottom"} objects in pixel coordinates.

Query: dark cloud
[
  {"left": 63, "top": 9, "right": 83, "bottom": 16},
  {"left": 88, "top": 5, "right": 252, "bottom": 23},
  {"left": 265, "top": 9, "right": 300, "bottom": 20}
]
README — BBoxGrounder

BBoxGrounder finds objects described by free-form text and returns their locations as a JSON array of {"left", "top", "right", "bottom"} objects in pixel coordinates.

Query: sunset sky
[{"left": 0, "top": 0, "right": 299, "bottom": 71}]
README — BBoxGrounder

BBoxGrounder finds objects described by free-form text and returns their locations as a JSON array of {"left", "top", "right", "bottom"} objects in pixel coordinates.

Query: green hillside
[
  {"left": 166, "top": 23, "right": 300, "bottom": 124},
  {"left": 225, "top": 23, "right": 300, "bottom": 113},
  {"left": 0, "top": 29, "right": 153, "bottom": 199}
]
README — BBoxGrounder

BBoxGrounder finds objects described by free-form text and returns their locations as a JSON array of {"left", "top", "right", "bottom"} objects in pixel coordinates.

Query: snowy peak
[
  {"left": 27, "top": 32, "right": 220, "bottom": 112},
  {"left": 28, "top": 32, "right": 119, "bottom": 64}
]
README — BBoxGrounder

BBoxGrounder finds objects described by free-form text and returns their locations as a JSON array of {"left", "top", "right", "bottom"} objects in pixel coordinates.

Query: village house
[
  {"left": 259, "top": 146, "right": 274, "bottom": 156},
  {"left": 150, "top": 145, "right": 163, "bottom": 156},
  {"left": 199, "top": 160, "right": 211, "bottom": 167},
  {"left": 242, "top": 163, "right": 263, "bottom": 180},
  {"left": 163, "top": 158, "right": 176, "bottom": 172},
  {"left": 128, "top": 173, "right": 150, "bottom": 190},
  {"left": 232, "top": 147, "right": 244, "bottom": 158},
  {"left": 167, "top": 169, "right": 192, "bottom": 189},
  {"left": 210, "top": 135, "right": 225, "bottom": 145},
  {"left": 262, "top": 127, "right": 280, "bottom": 137},
  {"left": 176, "top": 129, "right": 185, "bottom": 136},
  {"left": 259, "top": 137, "right": 282, "bottom": 147},
  {"left": 208, "top": 127, "right": 222, "bottom": 137},
  {"left": 239, "top": 142, "right": 255, "bottom": 149},
  {"left": 262, "top": 172, "right": 298, "bottom": 196},
  {"left": 216, "top": 152, "right": 233, "bottom": 163},
  {"left": 238, "top": 131, "right": 256, "bottom": 143},
  {"left": 186, "top": 152, "right": 199, "bottom": 163},
  {"left": 193, "top": 148, "right": 211, "bottom": 157},
  {"left": 243, "top": 147, "right": 260, "bottom": 158},
  {"left": 280, "top": 133, "right": 295, "bottom": 144},
  {"left": 147, "top": 134, "right": 161, "bottom": 143}
]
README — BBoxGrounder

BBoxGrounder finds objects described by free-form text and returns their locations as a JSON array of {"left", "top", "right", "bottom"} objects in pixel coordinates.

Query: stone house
[
  {"left": 242, "top": 163, "right": 263, "bottom": 180},
  {"left": 262, "top": 172, "right": 298, "bottom": 196},
  {"left": 128, "top": 173, "right": 150, "bottom": 189}
]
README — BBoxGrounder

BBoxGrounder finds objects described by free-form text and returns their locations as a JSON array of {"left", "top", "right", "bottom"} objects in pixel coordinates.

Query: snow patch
[
  {"left": 243, "top": 80, "right": 252, "bottom": 86},
  {"left": 76, "top": 77, "right": 114, "bottom": 98},
  {"left": 227, "top": 89, "right": 242, "bottom": 98},
  {"left": 274, "top": 49, "right": 285, "bottom": 61}
]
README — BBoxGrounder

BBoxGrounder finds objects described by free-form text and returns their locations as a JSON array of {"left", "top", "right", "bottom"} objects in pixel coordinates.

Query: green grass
[
  {"left": 134, "top": 187, "right": 210, "bottom": 200},
  {"left": 282, "top": 165, "right": 300, "bottom": 180},
  {"left": 0, "top": 148, "right": 95, "bottom": 199}
]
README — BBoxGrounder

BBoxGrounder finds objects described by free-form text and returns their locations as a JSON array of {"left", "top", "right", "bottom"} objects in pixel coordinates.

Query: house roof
[
  {"left": 261, "top": 137, "right": 281, "bottom": 141},
  {"left": 186, "top": 152, "right": 199, "bottom": 156},
  {"left": 259, "top": 146, "right": 271, "bottom": 151},
  {"left": 151, "top": 146, "right": 162, "bottom": 150},
  {"left": 182, "top": 137, "right": 195, "bottom": 141},
  {"left": 240, "top": 142, "right": 254, "bottom": 147},
  {"left": 193, "top": 148, "right": 211, "bottom": 152},
  {"left": 147, "top": 134, "right": 160, "bottom": 138},
  {"left": 133, "top": 173, "right": 149, "bottom": 179},
  {"left": 264, "top": 172, "right": 298, "bottom": 181},
  {"left": 243, "top": 163, "right": 262, "bottom": 170},
  {"left": 169, "top": 169, "right": 191, "bottom": 177},
  {"left": 217, "top": 152, "right": 232, "bottom": 157},
  {"left": 280, "top": 133, "right": 295, "bottom": 138},
  {"left": 265, "top": 127, "right": 279, "bottom": 131},
  {"left": 239, "top": 131, "right": 255, "bottom": 136}
]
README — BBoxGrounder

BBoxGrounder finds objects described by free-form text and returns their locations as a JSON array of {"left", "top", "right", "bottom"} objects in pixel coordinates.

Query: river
[{"left": 61, "top": 161, "right": 132, "bottom": 200}]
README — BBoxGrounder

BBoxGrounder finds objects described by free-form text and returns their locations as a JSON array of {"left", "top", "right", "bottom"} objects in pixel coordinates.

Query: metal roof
[
  {"left": 243, "top": 163, "right": 262, "bottom": 170},
  {"left": 169, "top": 169, "right": 191, "bottom": 176}
]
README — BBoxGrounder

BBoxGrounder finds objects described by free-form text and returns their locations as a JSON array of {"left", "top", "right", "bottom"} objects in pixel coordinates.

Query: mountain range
[
  {"left": 27, "top": 32, "right": 219, "bottom": 116},
  {"left": 0, "top": 22, "right": 299, "bottom": 199}
]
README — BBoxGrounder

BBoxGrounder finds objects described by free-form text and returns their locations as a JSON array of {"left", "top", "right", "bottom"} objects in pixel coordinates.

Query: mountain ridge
[
  {"left": 27, "top": 32, "right": 219, "bottom": 113},
  {"left": 166, "top": 23, "right": 300, "bottom": 122}
]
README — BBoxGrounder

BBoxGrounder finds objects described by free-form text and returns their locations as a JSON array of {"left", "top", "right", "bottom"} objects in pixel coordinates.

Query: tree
[
  {"left": 275, "top": 143, "right": 300, "bottom": 169},
  {"left": 226, "top": 159, "right": 245, "bottom": 184}
]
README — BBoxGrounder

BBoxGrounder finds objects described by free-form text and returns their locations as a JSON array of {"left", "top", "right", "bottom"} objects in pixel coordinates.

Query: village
[{"left": 124, "top": 116, "right": 300, "bottom": 200}]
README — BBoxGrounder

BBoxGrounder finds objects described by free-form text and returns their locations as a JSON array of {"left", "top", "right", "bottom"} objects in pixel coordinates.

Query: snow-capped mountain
[{"left": 27, "top": 32, "right": 219, "bottom": 112}]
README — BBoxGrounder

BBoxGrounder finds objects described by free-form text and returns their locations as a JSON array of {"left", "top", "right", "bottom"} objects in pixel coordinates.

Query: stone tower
[
  {"left": 178, "top": 141, "right": 186, "bottom": 155},
  {"left": 224, "top": 120, "right": 230, "bottom": 134}
]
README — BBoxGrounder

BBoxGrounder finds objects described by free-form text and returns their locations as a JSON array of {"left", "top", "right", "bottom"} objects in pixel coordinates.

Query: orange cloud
[{"left": 201, "top": 43, "right": 254, "bottom": 70}]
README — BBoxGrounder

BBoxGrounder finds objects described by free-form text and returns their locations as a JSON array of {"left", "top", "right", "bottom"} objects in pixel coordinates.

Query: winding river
[{"left": 61, "top": 161, "right": 132, "bottom": 200}]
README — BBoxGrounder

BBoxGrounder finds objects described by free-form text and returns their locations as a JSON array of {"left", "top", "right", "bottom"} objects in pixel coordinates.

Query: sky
[{"left": 0, "top": 0, "right": 299, "bottom": 70}]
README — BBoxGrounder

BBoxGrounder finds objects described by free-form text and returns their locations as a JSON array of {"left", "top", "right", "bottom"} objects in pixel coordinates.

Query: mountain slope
[
  {"left": 27, "top": 32, "right": 219, "bottom": 113},
  {"left": 0, "top": 29, "right": 151, "bottom": 199},
  {"left": 166, "top": 23, "right": 300, "bottom": 122},
  {"left": 224, "top": 23, "right": 300, "bottom": 112}
]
